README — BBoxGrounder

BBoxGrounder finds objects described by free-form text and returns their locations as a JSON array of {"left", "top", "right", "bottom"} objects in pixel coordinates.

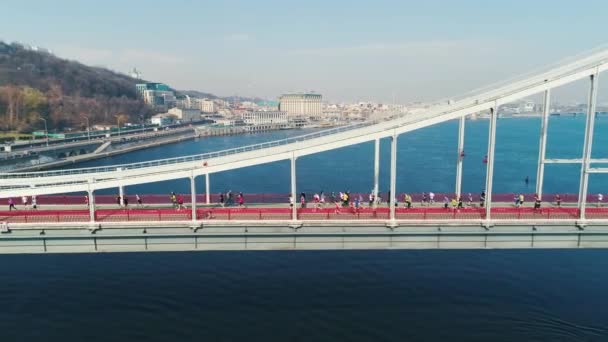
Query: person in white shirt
[
  {"left": 598, "top": 193, "right": 604, "bottom": 207},
  {"left": 429, "top": 192, "right": 435, "bottom": 205},
  {"left": 22, "top": 196, "right": 29, "bottom": 209}
]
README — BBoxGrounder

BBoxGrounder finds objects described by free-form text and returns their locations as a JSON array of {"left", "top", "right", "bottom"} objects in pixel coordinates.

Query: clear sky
[{"left": 1, "top": 0, "right": 607, "bottom": 103}]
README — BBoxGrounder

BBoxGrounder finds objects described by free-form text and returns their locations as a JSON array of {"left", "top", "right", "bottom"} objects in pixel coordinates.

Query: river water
[{"left": 2, "top": 116, "right": 608, "bottom": 341}]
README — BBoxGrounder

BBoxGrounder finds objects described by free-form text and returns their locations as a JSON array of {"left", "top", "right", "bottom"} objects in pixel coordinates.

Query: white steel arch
[{"left": 0, "top": 48, "right": 607, "bottom": 206}]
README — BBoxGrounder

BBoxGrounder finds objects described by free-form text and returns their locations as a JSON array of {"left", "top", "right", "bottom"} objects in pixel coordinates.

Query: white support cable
[
  {"left": 205, "top": 173, "right": 210, "bottom": 205},
  {"left": 373, "top": 138, "right": 380, "bottom": 209},
  {"left": 455, "top": 115, "right": 465, "bottom": 198},
  {"left": 290, "top": 153, "right": 297, "bottom": 221},
  {"left": 389, "top": 132, "right": 398, "bottom": 221},
  {"left": 536, "top": 89, "right": 551, "bottom": 198},
  {"left": 87, "top": 189, "right": 95, "bottom": 223},
  {"left": 484, "top": 105, "right": 498, "bottom": 221},
  {"left": 587, "top": 168, "right": 608, "bottom": 174},
  {"left": 578, "top": 73, "right": 599, "bottom": 220},
  {"left": 190, "top": 174, "right": 197, "bottom": 221}
]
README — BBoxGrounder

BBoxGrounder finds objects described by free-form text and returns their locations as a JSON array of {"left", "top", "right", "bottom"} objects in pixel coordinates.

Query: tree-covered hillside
[{"left": 0, "top": 41, "right": 153, "bottom": 132}]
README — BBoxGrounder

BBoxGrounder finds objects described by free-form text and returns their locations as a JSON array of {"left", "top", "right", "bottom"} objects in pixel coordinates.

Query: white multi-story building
[
  {"left": 168, "top": 107, "right": 201, "bottom": 122},
  {"left": 279, "top": 93, "right": 322, "bottom": 118},
  {"left": 196, "top": 99, "right": 216, "bottom": 113},
  {"left": 242, "top": 111, "right": 288, "bottom": 125}
]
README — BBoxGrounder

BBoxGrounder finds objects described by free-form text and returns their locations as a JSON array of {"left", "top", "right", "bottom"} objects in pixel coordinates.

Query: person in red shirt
[
  {"left": 238, "top": 192, "right": 245, "bottom": 207},
  {"left": 177, "top": 195, "right": 185, "bottom": 210}
]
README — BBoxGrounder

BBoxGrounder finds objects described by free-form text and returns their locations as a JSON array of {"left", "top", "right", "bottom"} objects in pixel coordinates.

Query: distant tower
[{"left": 130, "top": 67, "right": 142, "bottom": 79}]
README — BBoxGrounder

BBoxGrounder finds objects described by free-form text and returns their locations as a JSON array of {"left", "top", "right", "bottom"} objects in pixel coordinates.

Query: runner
[
  {"left": 8, "top": 198, "right": 16, "bottom": 211},
  {"left": 238, "top": 192, "right": 245, "bottom": 207},
  {"left": 177, "top": 195, "right": 185, "bottom": 210},
  {"left": 136, "top": 194, "right": 143, "bottom": 208},
  {"left": 313, "top": 193, "right": 320, "bottom": 209},
  {"left": 598, "top": 193, "right": 604, "bottom": 207},
  {"left": 467, "top": 193, "right": 473, "bottom": 207},
  {"left": 534, "top": 194, "right": 541, "bottom": 209},
  {"left": 170, "top": 192, "right": 177, "bottom": 208},
  {"left": 227, "top": 190, "right": 233, "bottom": 206},
  {"left": 480, "top": 191, "right": 486, "bottom": 208},
  {"left": 32, "top": 195, "right": 37, "bottom": 210},
  {"left": 219, "top": 193, "right": 225, "bottom": 207},
  {"left": 443, "top": 196, "right": 449, "bottom": 209},
  {"left": 429, "top": 192, "right": 435, "bottom": 205},
  {"left": 554, "top": 194, "right": 561, "bottom": 207},
  {"left": 404, "top": 193, "right": 412, "bottom": 209},
  {"left": 22, "top": 195, "right": 29, "bottom": 210}
]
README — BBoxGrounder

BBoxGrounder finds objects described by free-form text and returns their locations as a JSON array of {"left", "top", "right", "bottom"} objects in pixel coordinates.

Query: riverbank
[{"left": 12, "top": 129, "right": 200, "bottom": 172}]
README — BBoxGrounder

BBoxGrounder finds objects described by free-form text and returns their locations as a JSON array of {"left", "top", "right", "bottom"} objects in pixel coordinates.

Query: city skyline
[{"left": 2, "top": 0, "right": 607, "bottom": 103}]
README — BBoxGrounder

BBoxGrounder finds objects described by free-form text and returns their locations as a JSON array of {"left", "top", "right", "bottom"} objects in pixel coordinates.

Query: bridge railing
[
  {"left": 8, "top": 193, "right": 593, "bottom": 206},
  {"left": 0, "top": 207, "right": 602, "bottom": 224}
]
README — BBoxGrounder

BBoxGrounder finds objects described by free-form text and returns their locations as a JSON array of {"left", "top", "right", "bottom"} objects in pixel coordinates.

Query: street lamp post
[
  {"left": 81, "top": 115, "right": 90, "bottom": 141},
  {"left": 39, "top": 117, "right": 48, "bottom": 147},
  {"left": 114, "top": 115, "right": 122, "bottom": 138}
]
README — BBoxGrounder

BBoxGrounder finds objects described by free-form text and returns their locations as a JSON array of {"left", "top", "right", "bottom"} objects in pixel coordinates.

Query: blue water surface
[{"left": 3, "top": 116, "right": 608, "bottom": 341}]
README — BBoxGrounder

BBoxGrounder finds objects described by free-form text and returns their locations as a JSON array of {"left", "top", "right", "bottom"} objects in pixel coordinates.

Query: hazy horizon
[{"left": 2, "top": 0, "right": 607, "bottom": 104}]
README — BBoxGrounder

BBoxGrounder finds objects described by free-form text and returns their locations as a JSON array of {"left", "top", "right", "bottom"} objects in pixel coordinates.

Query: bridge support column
[
  {"left": 389, "top": 133, "right": 398, "bottom": 221},
  {"left": 291, "top": 154, "right": 297, "bottom": 220},
  {"left": 485, "top": 105, "right": 498, "bottom": 221},
  {"left": 578, "top": 73, "right": 599, "bottom": 220},
  {"left": 205, "top": 173, "right": 210, "bottom": 205},
  {"left": 455, "top": 115, "right": 465, "bottom": 198},
  {"left": 88, "top": 190, "right": 95, "bottom": 222},
  {"left": 190, "top": 175, "right": 197, "bottom": 221},
  {"left": 118, "top": 186, "right": 124, "bottom": 207},
  {"left": 373, "top": 138, "right": 380, "bottom": 208},
  {"left": 536, "top": 89, "right": 551, "bottom": 199},
  {"left": 117, "top": 167, "right": 124, "bottom": 207}
]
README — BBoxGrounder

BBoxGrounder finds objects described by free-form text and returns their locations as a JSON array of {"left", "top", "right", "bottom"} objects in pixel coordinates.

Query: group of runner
[
  {"left": 7, "top": 195, "right": 37, "bottom": 211},
  {"left": 113, "top": 194, "right": 144, "bottom": 209},
  {"left": 6, "top": 191, "right": 608, "bottom": 211},
  {"left": 218, "top": 190, "right": 245, "bottom": 207}
]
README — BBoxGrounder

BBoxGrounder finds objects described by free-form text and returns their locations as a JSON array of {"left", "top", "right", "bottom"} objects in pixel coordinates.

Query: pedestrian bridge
[{"left": 1, "top": 47, "right": 608, "bottom": 253}]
